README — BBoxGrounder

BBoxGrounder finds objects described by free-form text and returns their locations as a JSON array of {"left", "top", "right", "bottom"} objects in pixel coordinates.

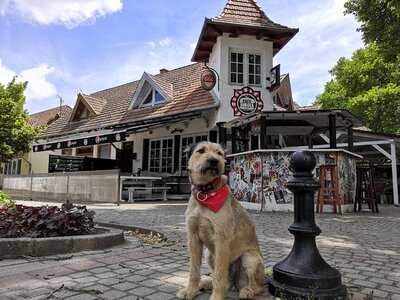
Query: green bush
[{"left": 0, "top": 191, "right": 15, "bottom": 208}]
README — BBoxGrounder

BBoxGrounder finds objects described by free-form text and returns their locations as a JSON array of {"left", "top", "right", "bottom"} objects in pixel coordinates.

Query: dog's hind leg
[
  {"left": 177, "top": 232, "right": 203, "bottom": 299},
  {"left": 238, "top": 250, "right": 265, "bottom": 299},
  {"left": 199, "top": 253, "right": 214, "bottom": 291}
]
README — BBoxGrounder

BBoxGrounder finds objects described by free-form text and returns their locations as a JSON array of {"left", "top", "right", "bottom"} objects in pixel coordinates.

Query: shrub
[
  {"left": 0, "top": 191, "right": 15, "bottom": 208},
  {"left": 0, "top": 205, "right": 95, "bottom": 238}
]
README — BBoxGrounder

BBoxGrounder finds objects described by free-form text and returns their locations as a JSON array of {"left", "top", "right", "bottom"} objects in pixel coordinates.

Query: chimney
[{"left": 160, "top": 68, "right": 169, "bottom": 74}]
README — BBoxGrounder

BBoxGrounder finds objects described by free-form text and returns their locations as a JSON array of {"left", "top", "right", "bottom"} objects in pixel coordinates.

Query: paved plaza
[{"left": 0, "top": 201, "right": 399, "bottom": 299}]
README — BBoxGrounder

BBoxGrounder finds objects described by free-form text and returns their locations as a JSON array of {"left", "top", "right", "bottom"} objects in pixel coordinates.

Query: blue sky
[{"left": 0, "top": 0, "right": 363, "bottom": 114}]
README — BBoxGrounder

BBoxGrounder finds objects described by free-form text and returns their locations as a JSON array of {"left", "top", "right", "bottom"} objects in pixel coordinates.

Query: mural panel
[{"left": 229, "top": 151, "right": 357, "bottom": 211}]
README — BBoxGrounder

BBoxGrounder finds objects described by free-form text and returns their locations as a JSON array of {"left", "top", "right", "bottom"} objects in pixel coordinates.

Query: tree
[
  {"left": 344, "top": 0, "right": 400, "bottom": 59},
  {"left": 0, "top": 79, "right": 40, "bottom": 163},
  {"left": 316, "top": 44, "right": 400, "bottom": 134}
]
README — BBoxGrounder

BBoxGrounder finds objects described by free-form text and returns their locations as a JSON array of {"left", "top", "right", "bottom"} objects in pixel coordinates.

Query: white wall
[{"left": 209, "top": 33, "right": 274, "bottom": 123}]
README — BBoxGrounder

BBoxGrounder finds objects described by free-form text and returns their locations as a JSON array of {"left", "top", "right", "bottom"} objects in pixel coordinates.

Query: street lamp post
[{"left": 268, "top": 151, "right": 347, "bottom": 299}]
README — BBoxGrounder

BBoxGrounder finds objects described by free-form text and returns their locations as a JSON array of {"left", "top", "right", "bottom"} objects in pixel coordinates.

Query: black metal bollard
[{"left": 268, "top": 151, "right": 347, "bottom": 299}]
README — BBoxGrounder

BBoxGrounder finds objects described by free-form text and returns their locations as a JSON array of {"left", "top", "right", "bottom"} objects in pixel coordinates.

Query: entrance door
[{"left": 117, "top": 141, "right": 134, "bottom": 173}]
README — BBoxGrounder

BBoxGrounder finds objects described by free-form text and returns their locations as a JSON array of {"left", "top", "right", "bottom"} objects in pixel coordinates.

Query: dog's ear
[{"left": 184, "top": 143, "right": 198, "bottom": 159}]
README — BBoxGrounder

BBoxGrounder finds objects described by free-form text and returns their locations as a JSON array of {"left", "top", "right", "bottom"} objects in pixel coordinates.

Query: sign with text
[
  {"left": 201, "top": 68, "right": 217, "bottom": 91},
  {"left": 231, "top": 86, "right": 263, "bottom": 116}
]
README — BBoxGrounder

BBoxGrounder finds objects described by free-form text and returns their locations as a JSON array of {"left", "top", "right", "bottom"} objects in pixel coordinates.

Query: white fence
[{"left": 2, "top": 170, "right": 120, "bottom": 203}]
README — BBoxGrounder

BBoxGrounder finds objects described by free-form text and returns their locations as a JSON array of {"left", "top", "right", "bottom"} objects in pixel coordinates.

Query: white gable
[{"left": 129, "top": 72, "right": 172, "bottom": 109}]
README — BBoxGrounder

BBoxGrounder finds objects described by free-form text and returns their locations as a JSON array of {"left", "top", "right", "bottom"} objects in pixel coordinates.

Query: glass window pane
[
  {"left": 256, "top": 75, "right": 261, "bottom": 85},
  {"left": 249, "top": 55, "right": 254, "bottom": 64},
  {"left": 238, "top": 53, "right": 243, "bottom": 62},
  {"left": 256, "top": 65, "right": 261, "bottom": 74},
  {"left": 231, "top": 52, "right": 236, "bottom": 62},
  {"left": 143, "top": 89, "right": 153, "bottom": 105},
  {"left": 238, "top": 74, "right": 243, "bottom": 83},
  {"left": 256, "top": 55, "right": 261, "bottom": 64},
  {"left": 231, "top": 63, "right": 236, "bottom": 72},
  {"left": 249, "top": 75, "right": 254, "bottom": 84},
  {"left": 238, "top": 64, "right": 243, "bottom": 73},
  {"left": 249, "top": 65, "right": 254, "bottom": 74},
  {"left": 154, "top": 90, "right": 165, "bottom": 103},
  {"left": 231, "top": 73, "right": 237, "bottom": 83}
]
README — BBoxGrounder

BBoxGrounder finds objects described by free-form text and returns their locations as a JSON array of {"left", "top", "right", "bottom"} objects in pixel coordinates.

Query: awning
[
  {"left": 224, "top": 109, "right": 364, "bottom": 129},
  {"left": 33, "top": 131, "right": 127, "bottom": 152}
]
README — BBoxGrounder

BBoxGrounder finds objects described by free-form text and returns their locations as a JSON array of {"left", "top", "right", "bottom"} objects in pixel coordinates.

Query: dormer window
[
  {"left": 130, "top": 73, "right": 171, "bottom": 109},
  {"left": 229, "top": 50, "right": 262, "bottom": 87},
  {"left": 140, "top": 86, "right": 166, "bottom": 107}
]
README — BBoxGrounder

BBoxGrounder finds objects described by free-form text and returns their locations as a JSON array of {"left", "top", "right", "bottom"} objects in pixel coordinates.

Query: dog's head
[{"left": 187, "top": 142, "right": 225, "bottom": 185}]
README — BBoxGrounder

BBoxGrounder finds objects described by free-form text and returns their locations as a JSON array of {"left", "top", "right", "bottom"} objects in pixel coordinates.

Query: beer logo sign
[
  {"left": 201, "top": 68, "right": 217, "bottom": 91},
  {"left": 231, "top": 87, "right": 263, "bottom": 116}
]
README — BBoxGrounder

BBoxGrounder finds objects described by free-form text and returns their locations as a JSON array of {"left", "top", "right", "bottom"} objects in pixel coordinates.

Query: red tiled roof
[
  {"left": 214, "top": 0, "right": 291, "bottom": 31},
  {"left": 192, "top": 0, "right": 298, "bottom": 62},
  {"left": 43, "top": 63, "right": 217, "bottom": 138},
  {"left": 28, "top": 105, "right": 72, "bottom": 128},
  {"left": 81, "top": 94, "right": 107, "bottom": 115}
]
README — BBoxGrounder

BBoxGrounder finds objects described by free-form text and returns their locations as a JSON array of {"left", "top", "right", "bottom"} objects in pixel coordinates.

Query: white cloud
[
  {"left": 159, "top": 37, "right": 172, "bottom": 47},
  {"left": 0, "top": 59, "right": 57, "bottom": 102},
  {"left": 0, "top": 0, "right": 122, "bottom": 28},
  {"left": 20, "top": 64, "right": 57, "bottom": 100},
  {"left": 0, "top": 59, "right": 15, "bottom": 84}
]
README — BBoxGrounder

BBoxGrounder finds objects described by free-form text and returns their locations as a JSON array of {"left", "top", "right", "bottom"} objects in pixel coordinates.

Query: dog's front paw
[
  {"left": 199, "top": 278, "right": 213, "bottom": 290},
  {"left": 209, "top": 292, "right": 225, "bottom": 300},
  {"left": 239, "top": 287, "right": 255, "bottom": 299},
  {"left": 176, "top": 287, "right": 199, "bottom": 299}
]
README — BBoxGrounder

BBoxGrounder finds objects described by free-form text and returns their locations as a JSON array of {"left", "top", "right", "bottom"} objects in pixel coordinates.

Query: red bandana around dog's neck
[{"left": 193, "top": 177, "right": 230, "bottom": 213}]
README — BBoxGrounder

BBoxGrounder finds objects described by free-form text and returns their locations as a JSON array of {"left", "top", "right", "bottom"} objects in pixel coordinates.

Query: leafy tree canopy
[
  {"left": 316, "top": 44, "right": 400, "bottom": 134},
  {"left": 344, "top": 0, "right": 400, "bottom": 59},
  {"left": 0, "top": 79, "right": 40, "bottom": 163}
]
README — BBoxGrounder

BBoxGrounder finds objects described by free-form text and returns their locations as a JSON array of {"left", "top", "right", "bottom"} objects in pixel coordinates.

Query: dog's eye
[{"left": 197, "top": 148, "right": 205, "bottom": 154}]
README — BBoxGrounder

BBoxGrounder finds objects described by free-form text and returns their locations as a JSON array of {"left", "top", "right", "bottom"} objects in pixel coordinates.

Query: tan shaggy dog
[{"left": 177, "top": 142, "right": 265, "bottom": 300}]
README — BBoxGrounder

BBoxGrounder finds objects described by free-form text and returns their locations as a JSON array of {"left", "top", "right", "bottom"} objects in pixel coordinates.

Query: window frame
[
  {"left": 248, "top": 53, "right": 262, "bottom": 87},
  {"left": 229, "top": 48, "right": 263, "bottom": 87},
  {"left": 229, "top": 50, "right": 245, "bottom": 86},
  {"left": 148, "top": 137, "right": 174, "bottom": 173},
  {"left": 179, "top": 133, "right": 209, "bottom": 172},
  {"left": 140, "top": 88, "right": 166, "bottom": 108}
]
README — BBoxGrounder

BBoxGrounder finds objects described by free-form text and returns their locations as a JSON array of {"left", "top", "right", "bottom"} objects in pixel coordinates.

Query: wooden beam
[
  {"left": 347, "top": 126, "right": 354, "bottom": 152},
  {"left": 260, "top": 116, "right": 268, "bottom": 149},
  {"left": 329, "top": 113, "right": 337, "bottom": 149}
]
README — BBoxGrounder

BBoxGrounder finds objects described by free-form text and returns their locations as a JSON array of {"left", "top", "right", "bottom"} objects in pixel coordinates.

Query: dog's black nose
[{"left": 208, "top": 158, "right": 219, "bottom": 166}]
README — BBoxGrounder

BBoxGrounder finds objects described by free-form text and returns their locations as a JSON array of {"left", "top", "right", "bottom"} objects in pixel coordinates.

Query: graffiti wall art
[{"left": 229, "top": 150, "right": 358, "bottom": 211}]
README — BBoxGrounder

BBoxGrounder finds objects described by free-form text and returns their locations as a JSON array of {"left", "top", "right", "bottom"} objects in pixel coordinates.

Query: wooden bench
[{"left": 127, "top": 186, "right": 171, "bottom": 202}]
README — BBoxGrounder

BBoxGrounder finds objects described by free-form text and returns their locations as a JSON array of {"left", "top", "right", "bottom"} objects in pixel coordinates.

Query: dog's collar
[
  {"left": 193, "top": 176, "right": 222, "bottom": 193},
  {"left": 192, "top": 177, "right": 230, "bottom": 213}
]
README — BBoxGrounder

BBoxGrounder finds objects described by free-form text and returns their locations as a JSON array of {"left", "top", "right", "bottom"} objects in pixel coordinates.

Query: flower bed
[{"left": 0, "top": 204, "right": 95, "bottom": 238}]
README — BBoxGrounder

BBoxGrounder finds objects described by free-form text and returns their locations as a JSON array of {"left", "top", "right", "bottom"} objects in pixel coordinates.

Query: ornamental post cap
[{"left": 290, "top": 151, "right": 317, "bottom": 174}]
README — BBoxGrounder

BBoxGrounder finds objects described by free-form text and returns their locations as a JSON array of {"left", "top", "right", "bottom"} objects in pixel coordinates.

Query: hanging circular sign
[
  {"left": 231, "top": 86, "right": 263, "bottom": 116},
  {"left": 201, "top": 68, "right": 217, "bottom": 91}
]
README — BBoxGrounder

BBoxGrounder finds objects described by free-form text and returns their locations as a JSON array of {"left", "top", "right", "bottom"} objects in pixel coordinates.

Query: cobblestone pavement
[{"left": 4, "top": 200, "right": 400, "bottom": 299}]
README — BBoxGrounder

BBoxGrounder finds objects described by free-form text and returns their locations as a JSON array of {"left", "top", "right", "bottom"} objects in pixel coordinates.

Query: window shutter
[
  {"left": 174, "top": 135, "right": 181, "bottom": 173},
  {"left": 209, "top": 130, "right": 218, "bottom": 143},
  {"left": 142, "top": 139, "right": 149, "bottom": 171}
]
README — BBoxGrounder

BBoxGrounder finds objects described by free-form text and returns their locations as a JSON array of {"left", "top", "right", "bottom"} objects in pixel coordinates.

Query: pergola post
[
  {"left": 391, "top": 142, "right": 399, "bottom": 206},
  {"left": 231, "top": 127, "right": 238, "bottom": 154},
  {"left": 347, "top": 126, "right": 354, "bottom": 152},
  {"left": 260, "top": 116, "right": 268, "bottom": 149},
  {"left": 217, "top": 122, "right": 227, "bottom": 148},
  {"left": 329, "top": 113, "right": 337, "bottom": 149}
]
